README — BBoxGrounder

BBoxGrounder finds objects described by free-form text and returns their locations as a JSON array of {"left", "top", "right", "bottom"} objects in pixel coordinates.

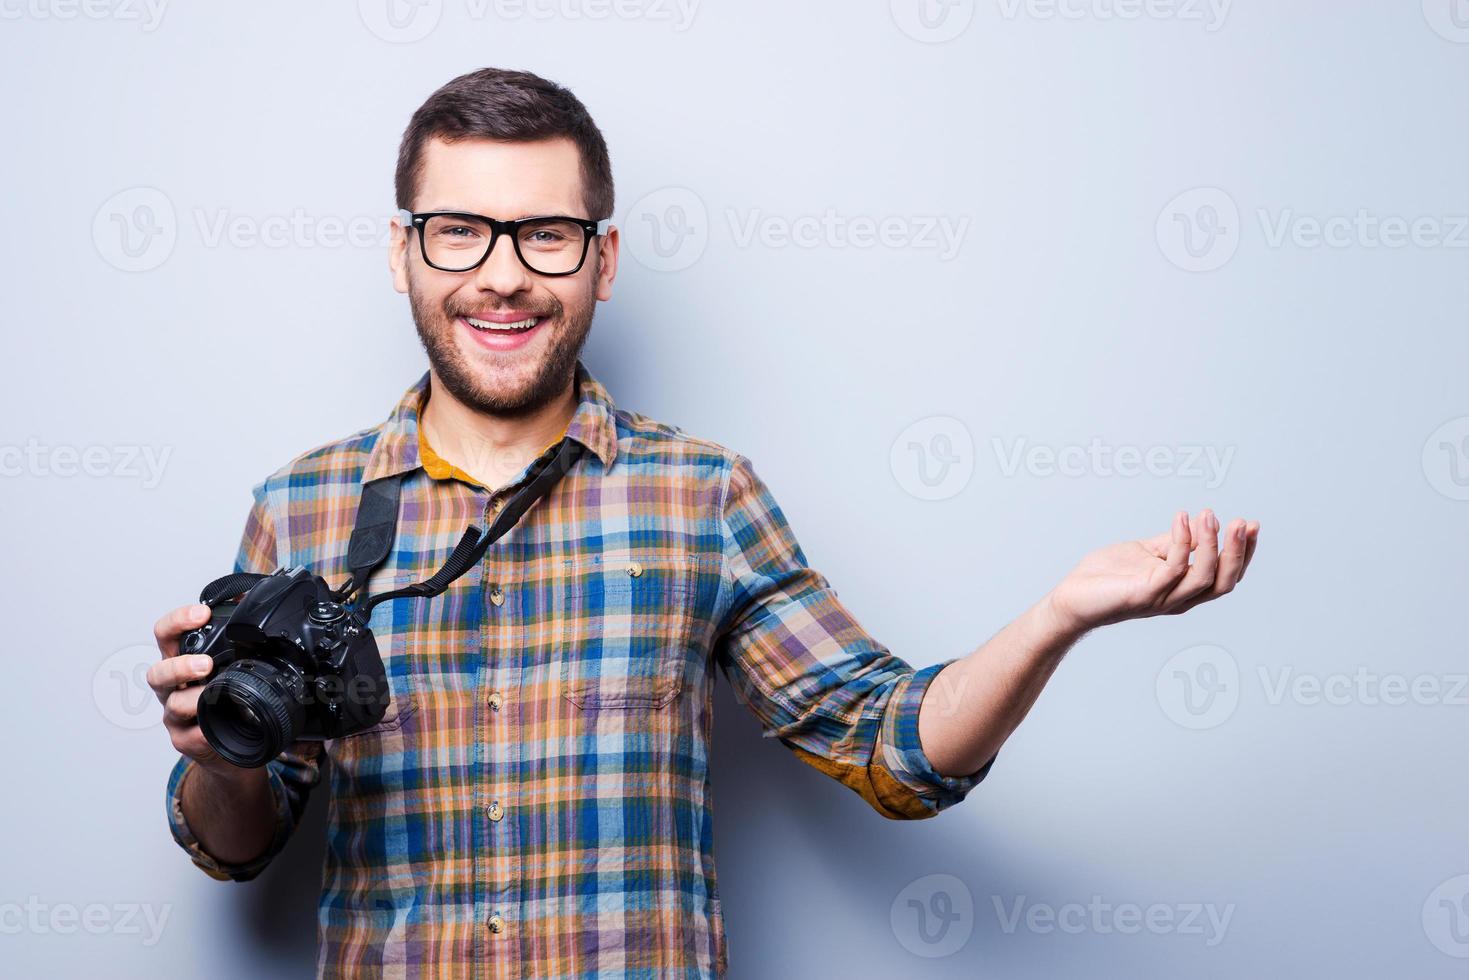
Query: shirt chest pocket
[{"left": 559, "top": 553, "right": 708, "bottom": 711}]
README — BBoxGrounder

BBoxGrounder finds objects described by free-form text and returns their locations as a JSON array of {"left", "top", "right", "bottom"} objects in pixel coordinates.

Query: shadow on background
[{"left": 226, "top": 760, "right": 330, "bottom": 978}]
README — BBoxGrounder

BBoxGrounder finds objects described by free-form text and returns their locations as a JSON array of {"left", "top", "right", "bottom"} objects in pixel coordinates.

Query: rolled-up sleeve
[
  {"left": 712, "top": 454, "right": 995, "bottom": 821},
  {"left": 164, "top": 481, "right": 325, "bottom": 881}
]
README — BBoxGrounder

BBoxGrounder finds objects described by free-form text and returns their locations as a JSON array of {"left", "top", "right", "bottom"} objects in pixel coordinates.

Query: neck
[{"left": 420, "top": 370, "right": 578, "bottom": 491}]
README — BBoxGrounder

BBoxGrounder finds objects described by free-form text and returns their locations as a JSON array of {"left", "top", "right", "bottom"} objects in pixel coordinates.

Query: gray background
[{"left": 3, "top": 0, "right": 1467, "bottom": 976}]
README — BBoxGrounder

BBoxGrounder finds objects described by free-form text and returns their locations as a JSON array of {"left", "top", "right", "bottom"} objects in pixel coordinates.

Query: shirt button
[
  {"left": 488, "top": 914, "right": 505, "bottom": 934},
  {"left": 488, "top": 691, "right": 504, "bottom": 711},
  {"left": 487, "top": 801, "right": 504, "bottom": 822},
  {"left": 626, "top": 561, "right": 643, "bottom": 578},
  {"left": 489, "top": 586, "right": 505, "bottom": 606}
]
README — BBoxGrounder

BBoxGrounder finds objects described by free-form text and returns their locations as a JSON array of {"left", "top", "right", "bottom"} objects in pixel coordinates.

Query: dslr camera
[{"left": 180, "top": 567, "right": 390, "bottom": 768}]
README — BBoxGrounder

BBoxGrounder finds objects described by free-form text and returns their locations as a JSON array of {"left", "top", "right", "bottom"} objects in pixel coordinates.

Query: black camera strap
[{"left": 353, "top": 435, "right": 585, "bottom": 615}]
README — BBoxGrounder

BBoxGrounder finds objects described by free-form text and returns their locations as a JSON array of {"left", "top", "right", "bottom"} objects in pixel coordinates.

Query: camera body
[{"left": 180, "top": 566, "right": 391, "bottom": 767}]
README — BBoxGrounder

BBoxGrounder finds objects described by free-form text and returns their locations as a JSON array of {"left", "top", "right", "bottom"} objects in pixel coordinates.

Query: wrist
[
  {"left": 1034, "top": 590, "right": 1092, "bottom": 645},
  {"left": 189, "top": 756, "right": 264, "bottom": 793}
]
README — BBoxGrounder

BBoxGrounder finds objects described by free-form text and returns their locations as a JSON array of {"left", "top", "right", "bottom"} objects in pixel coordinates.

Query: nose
[{"left": 472, "top": 229, "right": 534, "bottom": 296}]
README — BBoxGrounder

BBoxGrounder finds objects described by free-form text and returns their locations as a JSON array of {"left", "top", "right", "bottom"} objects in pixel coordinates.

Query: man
[{"left": 150, "top": 67, "right": 1260, "bottom": 978}]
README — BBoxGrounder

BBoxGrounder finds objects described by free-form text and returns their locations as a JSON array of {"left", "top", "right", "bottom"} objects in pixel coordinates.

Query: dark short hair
[{"left": 394, "top": 68, "right": 614, "bottom": 220}]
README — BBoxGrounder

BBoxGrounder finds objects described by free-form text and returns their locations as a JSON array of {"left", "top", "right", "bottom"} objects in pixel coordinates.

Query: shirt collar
[{"left": 360, "top": 359, "right": 619, "bottom": 484}]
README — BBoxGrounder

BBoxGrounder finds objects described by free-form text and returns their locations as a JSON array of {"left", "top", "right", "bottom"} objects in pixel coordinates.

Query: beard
[{"left": 408, "top": 270, "right": 596, "bottom": 419}]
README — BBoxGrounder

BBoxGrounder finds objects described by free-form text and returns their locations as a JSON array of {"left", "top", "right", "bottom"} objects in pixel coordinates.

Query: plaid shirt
[{"left": 165, "top": 360, "right": 992, "bottom": 978}]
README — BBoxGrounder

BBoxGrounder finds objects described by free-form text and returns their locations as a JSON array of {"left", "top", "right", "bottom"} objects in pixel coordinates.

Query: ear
[
  {"left": 594, "top": 225, "right": 619, "bottom": 302},
  {"left": 389, "top": 214, "right": 411, "bottom": 294}
]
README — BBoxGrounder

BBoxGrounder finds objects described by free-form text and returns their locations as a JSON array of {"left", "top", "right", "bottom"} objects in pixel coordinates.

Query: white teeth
[{"left": 466, "top": 316, "right": 539, "bottom": 331}]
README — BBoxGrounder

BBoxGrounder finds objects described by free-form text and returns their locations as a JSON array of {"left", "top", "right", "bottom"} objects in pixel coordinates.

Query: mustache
[{"left": 446, "top": 303, "right": 560, "bottom": 320}]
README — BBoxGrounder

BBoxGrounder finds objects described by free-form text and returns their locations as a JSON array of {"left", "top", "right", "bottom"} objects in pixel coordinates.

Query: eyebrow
[{"left": 419, "top": 206, "right": 580, "bottom": 219}]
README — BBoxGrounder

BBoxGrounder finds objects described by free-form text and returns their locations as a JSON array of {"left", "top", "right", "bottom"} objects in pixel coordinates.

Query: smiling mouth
[{"left": 463, "top": 315, "right": 543, "bottom": 333}]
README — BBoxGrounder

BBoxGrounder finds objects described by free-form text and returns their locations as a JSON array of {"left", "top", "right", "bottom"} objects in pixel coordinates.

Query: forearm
[
  {"left": 917, "top": 593, "right": 1085, "bottom": 778},
  {"left": 179, "top": 763, "right": 277, "bottom": 867}
]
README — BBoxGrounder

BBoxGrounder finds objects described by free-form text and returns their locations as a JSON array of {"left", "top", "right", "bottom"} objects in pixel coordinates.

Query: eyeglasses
[{"left": 397, "top": 209, "right": 612, "bottom": 277}]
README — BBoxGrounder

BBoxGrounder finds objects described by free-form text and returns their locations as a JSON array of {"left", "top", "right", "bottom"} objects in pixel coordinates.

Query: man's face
[{"left": 390, "top": 136, "right": 619, "bottom": 418}]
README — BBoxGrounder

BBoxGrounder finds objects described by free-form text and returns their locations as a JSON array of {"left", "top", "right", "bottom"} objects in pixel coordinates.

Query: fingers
[
  {"left": 1166, "top": 509, "right": 1219, "bottom": 604},
  {"left": 1161, "top": 510, "right": 1192, "bottom": 579},
  {"left": 147, "top": 653, "right": 214, "bottom": 704},
  {"left": 1238, "top": 521, "right": 1261, "bottom": 581},
  {"left": 167, "top": 719, "right": 217, "bottom": 762},
  {"left": 163, "top": 686, "right": 204, "bottom": 727},
  {"left": 153, "top": 603, "right": 211, "bottom": 659},
  {"left": 1213, "top": 518, "right": 1249, "bottom": 590}
]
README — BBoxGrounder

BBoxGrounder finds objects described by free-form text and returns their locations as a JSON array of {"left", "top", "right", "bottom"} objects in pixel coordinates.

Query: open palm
[{"left": 1048, "top": 509, "right": 1260, "bottom": 633}]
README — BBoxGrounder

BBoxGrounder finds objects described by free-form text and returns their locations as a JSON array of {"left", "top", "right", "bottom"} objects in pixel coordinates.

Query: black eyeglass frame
[{"left": 396, "top": 208, "right": 612, "bottom": 276}]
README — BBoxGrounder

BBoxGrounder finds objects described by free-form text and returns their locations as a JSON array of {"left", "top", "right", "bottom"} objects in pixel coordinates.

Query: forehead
[{"left": 415, "top": 136, "right": 585, "bottom": 217}]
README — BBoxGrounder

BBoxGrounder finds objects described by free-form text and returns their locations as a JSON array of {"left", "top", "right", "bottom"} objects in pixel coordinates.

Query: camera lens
[{"left": 197, "top": 660, "right": 304, "bottom": 768}]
